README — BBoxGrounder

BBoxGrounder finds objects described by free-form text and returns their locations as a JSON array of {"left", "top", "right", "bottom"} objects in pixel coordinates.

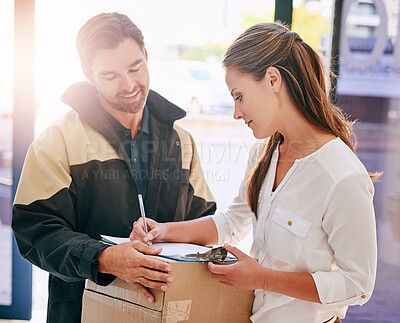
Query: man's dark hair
[{"left": 76, "top": 12, "right": 145, "bottom": 70}]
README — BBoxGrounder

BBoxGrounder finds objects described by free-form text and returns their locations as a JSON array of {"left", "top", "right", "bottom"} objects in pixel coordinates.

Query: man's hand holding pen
[{"left": 94, "top": 193, "right": 172, "bottom": 303}]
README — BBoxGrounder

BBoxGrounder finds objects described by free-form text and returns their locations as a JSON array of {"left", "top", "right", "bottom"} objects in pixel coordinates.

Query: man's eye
[
  {"left": 129, "top": 67, "right": 140, "bottom": 73},
  {"left": 235, "top": 95, "right": 242, "bottom": 102},
  {"left": 104, "top": 76, "right": 116, "bottom": 81}
]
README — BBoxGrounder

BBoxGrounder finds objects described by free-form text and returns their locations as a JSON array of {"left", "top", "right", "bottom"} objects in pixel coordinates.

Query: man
[{"left": 12, "top": 12, "right": 216, "bottom": 323}]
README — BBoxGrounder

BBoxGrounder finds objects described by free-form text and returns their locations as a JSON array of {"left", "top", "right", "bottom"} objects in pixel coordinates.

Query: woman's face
[{"left": 225, "top": 67, "right": 281, "bottom": 139}]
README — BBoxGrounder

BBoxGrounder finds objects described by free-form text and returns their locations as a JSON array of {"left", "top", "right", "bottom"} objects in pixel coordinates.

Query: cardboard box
[{"left": 82, "top": 258, "right": 254, "bottom": 323}]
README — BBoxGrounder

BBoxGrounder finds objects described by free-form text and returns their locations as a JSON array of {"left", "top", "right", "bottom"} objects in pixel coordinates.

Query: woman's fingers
[
  {"left": 223, "top": 243, "right": 246, "bottom": 260},
  {"left": 130, "top": 218, "right": 154, "bottom": 243},
  {"left": 208, "top": 261, "right": 231, "bottom": 274}
]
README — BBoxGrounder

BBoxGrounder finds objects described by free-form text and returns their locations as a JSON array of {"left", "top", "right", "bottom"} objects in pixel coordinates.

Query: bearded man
[{"left": 12, "top": 12, "right": 216, "bottom": 323}]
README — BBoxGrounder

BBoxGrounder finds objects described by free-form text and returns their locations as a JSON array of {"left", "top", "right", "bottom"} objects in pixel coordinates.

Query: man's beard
[{"left": 106, "top": 85, "right": 149, "bottom": 114}]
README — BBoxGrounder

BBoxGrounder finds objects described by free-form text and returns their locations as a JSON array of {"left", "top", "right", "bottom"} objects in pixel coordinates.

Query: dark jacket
[{"left": 12, "top": 82, "right": 216, "bottom": 322}]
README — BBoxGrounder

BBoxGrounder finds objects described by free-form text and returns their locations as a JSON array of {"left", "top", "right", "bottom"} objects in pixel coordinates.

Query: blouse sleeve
[
  {"left": 311, "top": 172, "right": 377, "bottom": 306},
  {"left": 210, "top": 141, "right": 262, "bottom": 245}
]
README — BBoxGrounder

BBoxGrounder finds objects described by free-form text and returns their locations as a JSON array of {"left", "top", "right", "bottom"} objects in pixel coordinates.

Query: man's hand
[
  {"left": 208, "top": 244, "right": 267, "bottom": 290},
  {"left": 98, "top": 240, "right": 174, "bottom": 302},
  {"left": 129, "top": 218, "right": 167, "bottom": 245}
]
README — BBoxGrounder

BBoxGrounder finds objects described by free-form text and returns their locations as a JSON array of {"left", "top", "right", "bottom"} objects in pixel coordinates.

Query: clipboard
[{"left": 100, "top": 235, "right": 237, "bottom": 263}]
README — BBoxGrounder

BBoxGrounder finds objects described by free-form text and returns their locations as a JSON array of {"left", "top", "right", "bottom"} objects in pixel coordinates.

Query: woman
[{"left": 130, "top": 23, "right": 379, "bottom": 322}]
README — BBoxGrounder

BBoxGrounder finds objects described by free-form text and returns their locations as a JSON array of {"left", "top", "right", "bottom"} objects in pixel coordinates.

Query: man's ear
[
  {"left": 143, "top": 47, "right": 148, "bottom": 62},
  {"left": 265, "top": 66, "right": 282, "bottom": 92},
  {"left": 81, "top": 63, "right": 94, "bottom": 85}
]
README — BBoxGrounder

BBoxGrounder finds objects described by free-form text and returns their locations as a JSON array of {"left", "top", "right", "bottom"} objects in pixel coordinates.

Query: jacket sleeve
[{"left": 12, "top": 128, "right": 113, "bottom": 285}]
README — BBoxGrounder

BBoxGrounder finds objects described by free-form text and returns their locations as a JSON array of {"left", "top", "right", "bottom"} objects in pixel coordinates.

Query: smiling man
[{"left": 12, "top": 13, "right": 216, "bottom": 323}]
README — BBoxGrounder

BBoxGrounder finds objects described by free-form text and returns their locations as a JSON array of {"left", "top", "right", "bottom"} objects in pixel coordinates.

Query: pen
[{"left": 138, "top": 194, "right": 150, "bottom": 245}]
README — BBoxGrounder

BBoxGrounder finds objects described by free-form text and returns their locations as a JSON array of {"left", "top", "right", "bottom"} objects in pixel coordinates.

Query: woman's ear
[{"left": 265, "top": 66, "right": 281, "bottom": 92}]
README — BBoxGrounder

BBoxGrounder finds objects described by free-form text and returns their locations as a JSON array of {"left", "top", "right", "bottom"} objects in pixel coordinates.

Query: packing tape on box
[
  {"left": 217, "top": 294, "right": 232, "bottom": 314},
  {"left": 164, "top": 300, "right": 192, "bottom": 323}
]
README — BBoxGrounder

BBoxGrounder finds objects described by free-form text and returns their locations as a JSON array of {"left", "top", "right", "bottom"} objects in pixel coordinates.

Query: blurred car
[{"left": 149, "top": 60, "right": 233, "bottom": 114}]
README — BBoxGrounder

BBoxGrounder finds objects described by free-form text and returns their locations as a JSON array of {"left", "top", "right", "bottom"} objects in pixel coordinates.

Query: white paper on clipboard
[{"left": 100, "top": 235, "right": 212, "bottom": 257}]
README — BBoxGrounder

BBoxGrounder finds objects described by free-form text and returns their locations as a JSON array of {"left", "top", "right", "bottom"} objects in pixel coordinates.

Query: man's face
[{"left": 86, "top": 38, "right": 150, "bottom": 114}]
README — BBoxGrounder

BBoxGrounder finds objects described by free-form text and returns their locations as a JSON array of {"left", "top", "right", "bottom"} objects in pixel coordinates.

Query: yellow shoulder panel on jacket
[{"left": 14, "top": 111, "right": 122, "bottom": 206}]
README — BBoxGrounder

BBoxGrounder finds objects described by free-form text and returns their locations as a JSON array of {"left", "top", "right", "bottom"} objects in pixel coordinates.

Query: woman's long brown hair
[{"left": 222, "top": 23, "right": 381, "bottom": 218}]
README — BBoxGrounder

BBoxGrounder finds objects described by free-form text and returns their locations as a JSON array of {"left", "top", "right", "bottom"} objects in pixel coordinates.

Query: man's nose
[{"left": 120, "top": 74, "right": 135, "bottom": 93}]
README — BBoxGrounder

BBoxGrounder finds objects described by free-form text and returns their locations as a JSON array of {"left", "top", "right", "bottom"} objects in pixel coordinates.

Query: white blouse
[{"left": 211, "top": 137, "right": 377, "bottom": 323}]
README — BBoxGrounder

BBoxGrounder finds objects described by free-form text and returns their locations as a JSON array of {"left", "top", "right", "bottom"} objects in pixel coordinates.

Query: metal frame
[
  {"left": 0, "top": 0, "right": 35, "bottom": 319},
  {"left": 330, "top": 0, "right": 343, "bottom": 104},
  {"left": 275, "top": 0, "right": 293, "bottom": 28}
]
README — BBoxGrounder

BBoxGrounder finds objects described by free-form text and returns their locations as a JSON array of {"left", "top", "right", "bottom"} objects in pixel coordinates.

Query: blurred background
[{"left": 1, "top": 0, "right": 400, "bottom": 321}]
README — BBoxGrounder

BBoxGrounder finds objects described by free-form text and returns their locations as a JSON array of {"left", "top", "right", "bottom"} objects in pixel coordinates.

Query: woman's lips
[{"left": 245, "top": 120, "right": 252, "bottom": 127}]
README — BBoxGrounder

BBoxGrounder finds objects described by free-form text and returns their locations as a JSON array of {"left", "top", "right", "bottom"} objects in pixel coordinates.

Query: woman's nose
[{"left": 233, "top": 106, "right": 244, "bottom": 120}]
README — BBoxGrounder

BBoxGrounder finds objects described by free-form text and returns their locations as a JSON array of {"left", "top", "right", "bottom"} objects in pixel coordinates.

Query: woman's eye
[
  {"left": 235, "top": 95, "right": 242, "bottom": 102},
  {"left": 104, "top": 76, "right": 116, "bottom": 81}
]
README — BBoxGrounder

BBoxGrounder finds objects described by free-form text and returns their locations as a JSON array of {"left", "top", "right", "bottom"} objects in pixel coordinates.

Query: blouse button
[
  {"left": 288, "top": 221, "right": 293, "bottom": 226},
  {"left": 361, "top": 295, "right": 366, "bottom": 299}
]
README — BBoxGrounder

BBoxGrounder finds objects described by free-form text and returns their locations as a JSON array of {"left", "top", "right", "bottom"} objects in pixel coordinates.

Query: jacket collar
[{"left": 60, "top": 81, "right": 186, "bottom": 130}]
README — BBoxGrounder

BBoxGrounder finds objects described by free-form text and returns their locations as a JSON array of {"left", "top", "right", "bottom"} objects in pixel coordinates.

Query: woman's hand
[
  {"left": 208, "top": 243, "right": 268, "bottom": 290},
  {"left": 129, "top": 218, "right": 167, "bottom": 245}
]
